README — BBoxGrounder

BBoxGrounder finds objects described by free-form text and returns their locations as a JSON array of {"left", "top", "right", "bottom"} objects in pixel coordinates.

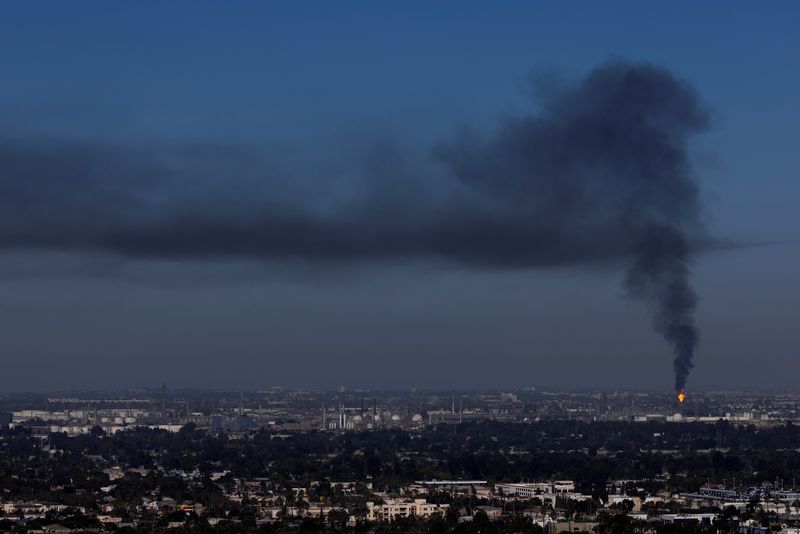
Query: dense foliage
[{"left": 2, "top": 420, "right": 799, "bottom": 532}]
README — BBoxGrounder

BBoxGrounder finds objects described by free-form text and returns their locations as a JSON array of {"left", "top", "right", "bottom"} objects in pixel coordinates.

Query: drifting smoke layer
[{"left": 0, "top": 60, "right": 709, "bottom": 388}]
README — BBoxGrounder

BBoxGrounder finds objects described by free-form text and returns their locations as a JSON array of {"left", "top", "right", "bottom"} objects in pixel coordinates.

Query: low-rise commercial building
[{"left": 366, "top": 499, "right": 448, "bottom": 521}]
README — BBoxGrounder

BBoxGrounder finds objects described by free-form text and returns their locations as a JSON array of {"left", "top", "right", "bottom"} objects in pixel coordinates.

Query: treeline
[{"left": 2, "top": 420, "right": 800, "bottom": 502}]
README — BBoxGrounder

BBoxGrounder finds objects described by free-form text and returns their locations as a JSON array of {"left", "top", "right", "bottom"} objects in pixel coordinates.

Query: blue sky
[{"left": 0, "top": 2, "right": 797, "bottom": 390}]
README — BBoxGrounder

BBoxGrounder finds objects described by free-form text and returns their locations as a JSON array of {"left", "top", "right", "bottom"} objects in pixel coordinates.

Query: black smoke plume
[
  {"left": 434, "top": 60, "right": 709, "bottom": 390},
  {"left": 625, "top": 225, "right": 699, "bottom": 391},
  {"left": 0, "top": 60, "right": 710, "bottom": 388}
]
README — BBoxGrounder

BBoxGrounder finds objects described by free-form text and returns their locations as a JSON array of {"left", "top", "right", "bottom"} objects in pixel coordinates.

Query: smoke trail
[
  {"left": 625, "top": 224, "right": 699, "bottom": 391},
  {"left": 0, "top": 60, "right": 711, "bottom": 387}
]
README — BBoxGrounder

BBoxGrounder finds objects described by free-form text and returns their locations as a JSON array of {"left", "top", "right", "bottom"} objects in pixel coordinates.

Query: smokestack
[{"left": 161, "top": 383, "right": 167, "bottom": 423}]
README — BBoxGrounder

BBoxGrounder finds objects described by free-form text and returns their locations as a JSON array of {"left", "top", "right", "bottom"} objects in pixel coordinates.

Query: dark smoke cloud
[
  {"left": 0, "top": 60, "right": 710, "bottom": 389},
  {"left": 625, "top": 225, "right": 699, "bottom": 391},
  {"left": 434, "top": 61, "right": 709, "bottom": 391}
]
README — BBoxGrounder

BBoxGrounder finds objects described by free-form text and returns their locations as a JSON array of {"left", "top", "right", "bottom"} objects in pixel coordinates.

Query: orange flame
[{"left": 677, "top": 390, "right": 686, "bottom": 404}]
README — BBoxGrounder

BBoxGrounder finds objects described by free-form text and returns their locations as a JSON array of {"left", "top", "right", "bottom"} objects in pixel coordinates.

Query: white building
[
  {"left": 496, "top": 480, "right": 576, "bottom": 498},
  {"left": 496, "top": 483, "right": 552, "bottom": 498},
  {"left": 366, "top": 499, "right": 448, "bottom": 521}
]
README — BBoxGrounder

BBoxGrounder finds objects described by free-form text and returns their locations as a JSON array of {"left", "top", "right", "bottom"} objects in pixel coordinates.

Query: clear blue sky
[{"left": 0, "top": 2, "right": 797, "bottom": 391}]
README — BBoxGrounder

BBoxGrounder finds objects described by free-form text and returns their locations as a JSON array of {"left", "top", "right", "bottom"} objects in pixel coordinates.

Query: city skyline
[{"left": 3, "top": 5, "right": 800, "bottom": 533}]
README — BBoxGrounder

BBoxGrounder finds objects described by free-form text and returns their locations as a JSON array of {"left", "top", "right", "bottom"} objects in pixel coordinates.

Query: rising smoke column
[
  {"left": 0, "top": 60, "right": 711, "bottom": 388},
  {"left": 435, "top": 60, "right": 710, "bottom": 390},
  {"left": 625, "top": 224, "right": 699, "bottom": 392}
]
